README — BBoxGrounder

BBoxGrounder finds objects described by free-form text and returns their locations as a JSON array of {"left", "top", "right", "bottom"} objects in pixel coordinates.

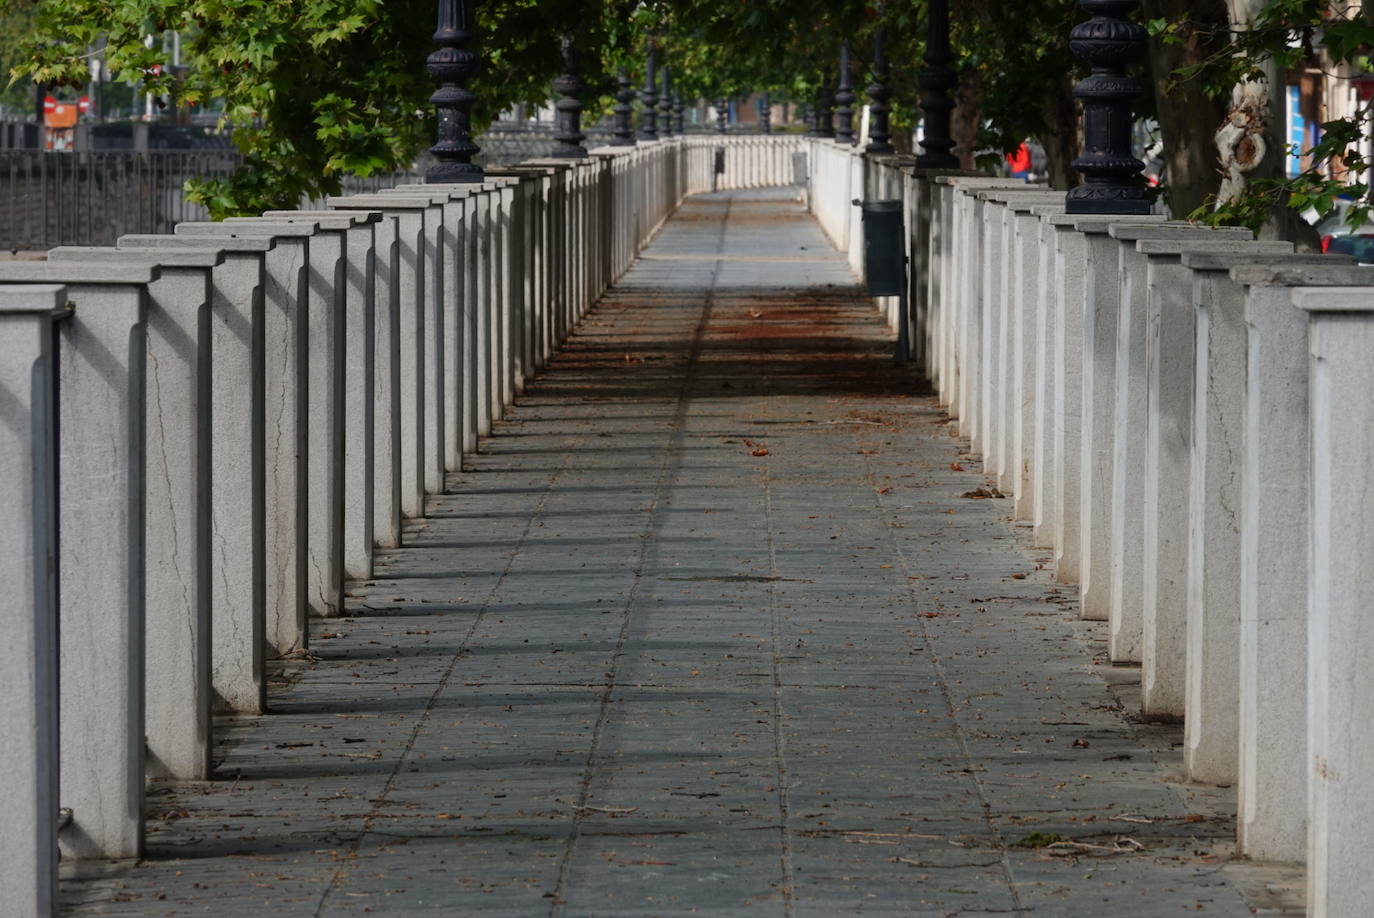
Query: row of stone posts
[{"left": 803, "top": 0, "right": 1374, "bottom": 913}]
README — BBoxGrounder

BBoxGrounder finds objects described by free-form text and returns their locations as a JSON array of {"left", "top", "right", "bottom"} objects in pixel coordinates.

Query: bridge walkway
[{"left": 63, "top": 188, "right": 1252, "bottom": 916}]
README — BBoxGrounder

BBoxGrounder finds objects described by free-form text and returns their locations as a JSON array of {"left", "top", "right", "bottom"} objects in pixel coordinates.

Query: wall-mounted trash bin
[
  {"left": 859, "top": 199, "right": 904, "bottom": 298},
  {"left": 714, "top": 147, "right": 726, "bottom": 175}
]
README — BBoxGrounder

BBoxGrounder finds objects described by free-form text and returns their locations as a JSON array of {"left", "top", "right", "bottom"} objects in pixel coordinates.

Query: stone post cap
[
  {"left": 1137, "top": 239, "right": 1292, "bottom": 257},
  {"left": 119, "top": 234, "right": 276, "bottom": 253},
  {"left": 1049, "top": 213, "right": 1170, "bottom": 229},
  {"left": 224, "top": 215, "right": 353, "bottom": 232},
  {"left": 485, "top": 166, "right": 561, "bottom": 177},
  {"left": 1029, "top": 204, "right": 1068, "bottom": 217},
  {"left": 1291, "top": 286, "right": 1374, "bottom": 313},
  {"left": 49, "top": 245, "right": 226, "bottom": 268},
  {"left": 177, "top": 221, "right": 316, "bottom": 238},
  {"left": 1231, "top": 263, "right": 1374, "bottom": 287},
  {"left": 0, "top": 283, "right": 67, "bottom": 313},
  {"left": 1182, "top": 251, "right": 1351, "bottom": 271},
  {"left": 327, "top": 195, "right": 437, "bottom": 210},
  {"left": 520, "top": 159, "right": 579, "bottom": 171},
  {"left": 934, "top": 176, "right": 1028, "bottom": 188},
  {"left": 0, "top": 262, "right": 158, "bottom": 284},
  {"left": 1006, "top": 199, "right": 1064, "bottom": 213},
  {"left": 976, "top": 188, "right": 1059, "bottom": 203},
  {"left": 262, "top": 210, "right": 381, "bottom": 226},
  {"left": 1108, "top": 223, "right": 1251, "bottom": 242},
  {"left": 379, "top": 186, "right": 473, "bottom": 203}
]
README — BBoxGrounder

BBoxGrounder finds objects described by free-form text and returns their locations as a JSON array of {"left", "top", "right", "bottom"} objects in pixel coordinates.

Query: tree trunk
[
  {"left": 1038, "top": 78, "right": 1080, "bottom": 190},
  {"left": 951, "top": 69, "right": 982, "bottom": 170},
  {"left": 1220, "top": 0, "right": 1319, "bottom": 245},
  {"left": 1141, "top": 0, "right": 1230, "bottom": 218}
]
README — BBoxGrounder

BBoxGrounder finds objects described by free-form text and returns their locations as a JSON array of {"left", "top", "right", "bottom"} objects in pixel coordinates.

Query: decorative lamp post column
[
  {"left": 611, "top": 67, "right": 636, "bottom": 146},
  {"left": 716, "top": 96, "right": 728, "bottom": 133},
  {"left": 759, "top": 93, "right": 771, "bottom": 133},
  {"left": 914, "top": 0, "right": 957, "bottom": 167},
  {"left": 866, "top": 21, "right": 894, "bottom": 154},
  {"left": 550, "top": 34, "right": 587, "bottom": 159},
  {"left": 835, "top": 41, "right": 856, "bottom": 145},
  {"left": 1065, "top": 0, "right": 1151, "bottom": 213},
  {"left": 425, "top": 0, "right": 483, "bottom": 183},
  {"left": 815, "top": 78, "right": 834, "bottom": 138},
  {"left": 673, "top": 93, "right": 685, "bottom": 133},
  {"left": 659, "top": 67, "right": 675, "bottom": 136},
  {"left": 639, "top": 42, "right": 659, "bottom": 141}
]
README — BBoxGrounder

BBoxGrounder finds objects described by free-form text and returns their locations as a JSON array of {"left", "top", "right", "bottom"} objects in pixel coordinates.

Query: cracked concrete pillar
[
  {"left": 1224, "top": 265, "right": 1374, "bottom": 863},
  {"left": 0, "top": 260, "right": 158, "bottom": 859},
  {"left": 50, "top": 245, "right": 223, "bottom": 778},
  {"left": 330, "top": 195, "right": 435, "bottom": 519},
  {"left": 174, "top": 220, "right": 311, "bottom": 655},
  {"left": 1104, "top": 223, "right": 1250, "bottom": 669},
  {"left": 1133, "top": 236, "right": 1289, "bottom": 726},
  {"left": 263, "top": 210, "right": 383, "bottom": 581},
  {"left": 0, "top": 284, "right": 67, "bottom": 917},
  {"left": 120, "top": 232, "right": 273, "bottom": 714},
  {"left": 1293, "top": 284, "right": 1374, "bottom": 918}
]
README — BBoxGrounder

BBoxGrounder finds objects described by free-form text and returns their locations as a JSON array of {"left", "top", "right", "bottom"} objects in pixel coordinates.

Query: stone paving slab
[{"left": 62, "top": 188, "right": 1257, "bottom": 916}]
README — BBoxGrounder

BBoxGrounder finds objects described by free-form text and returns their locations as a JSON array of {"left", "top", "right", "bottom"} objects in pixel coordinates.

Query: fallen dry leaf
[{"left": 751, "top": 448, "right": 770, "bottom": 457}]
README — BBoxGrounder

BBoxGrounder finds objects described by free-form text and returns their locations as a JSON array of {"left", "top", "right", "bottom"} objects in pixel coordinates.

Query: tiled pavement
[{"left": 62, "top": 189, "right": 1260, "bottom": 916}]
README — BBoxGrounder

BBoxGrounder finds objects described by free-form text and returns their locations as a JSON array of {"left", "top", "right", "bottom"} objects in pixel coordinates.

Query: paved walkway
[{"left": 65, "top": 189, "right": 1254, "bottom": 916}]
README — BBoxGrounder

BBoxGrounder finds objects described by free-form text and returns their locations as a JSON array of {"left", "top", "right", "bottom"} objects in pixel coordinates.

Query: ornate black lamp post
[
  {"left": 835, "top": 41, "right": 856, "bottom": 145},
  {"left": 425, "top": 0, "right": 483, "bottom": 183},
  {"left": 815, "top": 78, "right": 834, "bottom": 138},
  {"left": 759, "top": 93, "right": 771, "bottom": 133},
  {"left": 639, "top": 42, "right": 658, "bottom": 141},
  {"left": 550, "top": 33, "right": 587, "bottom": 159},
  {"left": 611, "top": 67, "right": 636, "bottom": 146},
  {"left": 673, "top": 93, "right": 685, "bottom": 133},
  {"left": 1065, "top": 0, "right": 1151, "bottom": 213},
  {"left": 914, "top": 0, "right": 957, "bottom": 167},
  {"left": 659, "top": 67, "right": 675, "bottom": 136},
  {"left": 716, "top": 96, "right": 728, "bottom": 133},
  {"left": 866, "top": 20, "right": 894, "bottom": 154}
]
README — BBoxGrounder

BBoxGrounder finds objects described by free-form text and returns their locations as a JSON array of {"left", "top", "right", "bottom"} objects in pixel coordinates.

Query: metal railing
[{"left": 0, "top": 150, "right": 241, "bottom": 252}]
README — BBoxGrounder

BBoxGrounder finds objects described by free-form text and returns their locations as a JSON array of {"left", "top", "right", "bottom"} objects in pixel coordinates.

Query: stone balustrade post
[
  {"left": 119, "top": 233, "right": 274, "bottom": 712},
  {"left": 0, "top": 261, "right": 160, "bottom": 859},
  {"left": 1227, "top": 265, "right": 1374, "bottom": 863},
  {"left": 171, "top": 222, "right": 311, "bottom": 655},
  {"left": 0, "top": 284, "right": 67, "bottom": 916},
  {"left": 188, "top": 217, "right": 349, "bottom": 621},
  {"left": 1103, "top": 223, "right": 1249, "bottom": 669},
  {"left": 329, "top": 195, "right": 434, "bottom": 521},
  {"left": 264, "top": 211, "right": 384, "bottom": 580},
  {"left": 49, "top": 245, "right": 224, "bottom": 779},
  {"left": 1292, "top": 284, "right": 1374, "bottom": 918}
]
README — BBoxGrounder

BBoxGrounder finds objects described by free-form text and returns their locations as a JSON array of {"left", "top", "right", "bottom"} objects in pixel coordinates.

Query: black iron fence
[
  {"left": 0, "top": 150, "right": 240, "bottom": 252},
  {"left": 1, "top": 124, "right": 622, "bottom": 251}
]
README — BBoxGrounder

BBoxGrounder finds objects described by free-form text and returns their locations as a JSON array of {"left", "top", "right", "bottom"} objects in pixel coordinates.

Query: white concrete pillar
[
  {"left": 1104, "top": 223, "right": 1251, "bottom": 667},
  {"left": 120, "top": 233, "right": 273, "bottom": 714},
  {"left": 175, "top": 221, "right": 312, "bottom": 655},
  {"left": 0, "top": 261, "right": 159, "bottom": 859},
  {"left": 1222, "top": 264, "right": 1374, "bottom": 862},
  {"left": 1135, "top": 237, "right": 1287, "bottom": 721},
  {"left": 50, "top": 246, "right": 223, "bottom": 778},
  {"left": 984, "top": 191, "right": 1060, "bottom": 498},
  {"left": 1031, "top": 206, "right": 1061, "bottom": 550},
  {"left": 330, "top": 196, "right": 435, "bottom": 521},
  {"left": 1294, "top": 284, "right": 1374, "bottom": 918},
  {"left": 208, "top": 217, "right": 347, "bottom": 620},
  {"left": 1067, "top": 217, "right": 1167, "bottom": 620},
  {"left": 385, "top": 184, "right": 475, "bottom": 471},
  {"left": 0, "top": 285, "right": 66, "bottom": 917},
  {"left": 264, "top": 210, "right": 383, "bottom": 582}
]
